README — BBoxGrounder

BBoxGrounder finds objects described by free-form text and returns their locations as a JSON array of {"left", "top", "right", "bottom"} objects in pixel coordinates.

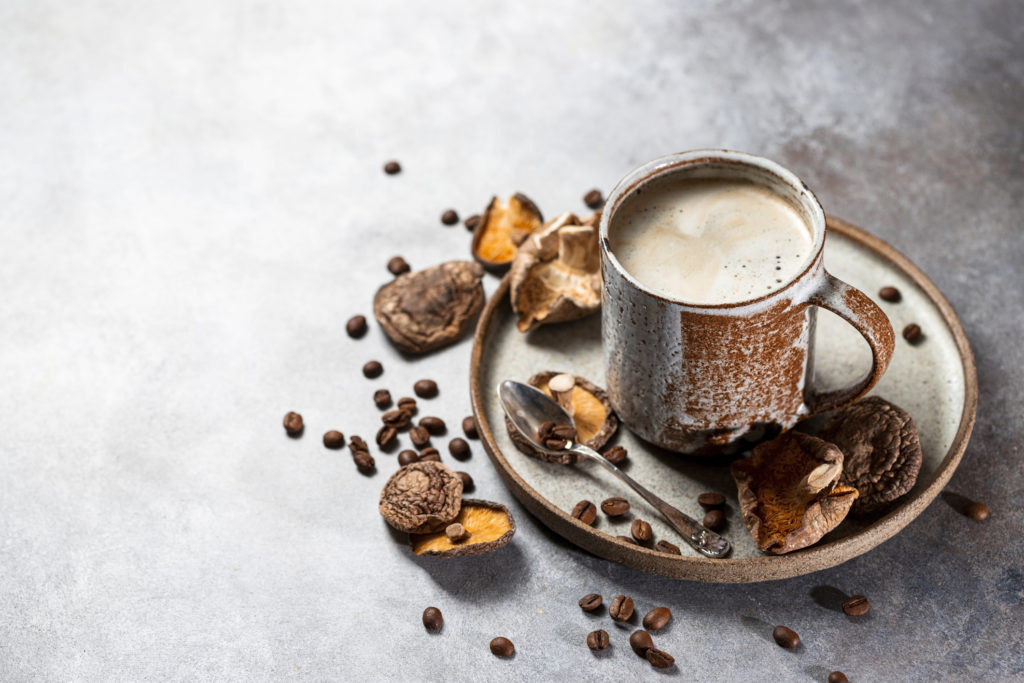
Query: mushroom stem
[
  {"left": 798, "top": 461, "right": 843, "bottom": 497},
  {"left": 548, "top": 373, "right": 577, "bottom": 417},
  {"left": 558, "top": 225, "right": 598, "bottom": 271}
]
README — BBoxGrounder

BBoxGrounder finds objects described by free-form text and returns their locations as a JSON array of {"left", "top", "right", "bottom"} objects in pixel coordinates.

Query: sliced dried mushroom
[
  {"left": 505, "top": 371, "right": 618, "bottom": 463},
  {"left": 379, "top": 461, "right": 463, "bottom": 534},
  {"left": 409, "top": 499, "right": 516, "bottom": 557},
  {"left": 817, "top": 396, "right": 922, "bottom": 515},
  {"left": 471, "top": 193, "right": 544, "bottom": 270},
  {"left": 509, "top": 211, "right": 602, "bottom": 332},
  {"left": 731, "top": 431, "right": 858, "bottom": 555},
  {"left": 373, "top": 261, "right": 485, "bottom": 354}
]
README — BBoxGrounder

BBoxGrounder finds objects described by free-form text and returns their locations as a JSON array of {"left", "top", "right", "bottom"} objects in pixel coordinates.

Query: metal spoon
[{"left": 498, "top": 380, "right": 731, "bottom": 559}]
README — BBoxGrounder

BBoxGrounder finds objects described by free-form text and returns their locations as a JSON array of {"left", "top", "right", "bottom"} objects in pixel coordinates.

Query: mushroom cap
[
  {"left": 409, "top": 499, "right": 516, "bottom": 558},
  {"left": 471, "top": 193, "right": 544, "bottom": 271},
  {"left": 378, "top": 461, "right": 463, "bottom": 534}
]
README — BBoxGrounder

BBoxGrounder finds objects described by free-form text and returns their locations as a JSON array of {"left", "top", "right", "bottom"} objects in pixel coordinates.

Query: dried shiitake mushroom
[
  {"left": 409, "top": 499, "right": 516, "bottom": 558},
  {"left": 509, "top": 211, "right": 602, "bottom": 332},
  {"left": 373, "top": 261, "right": 485, "bottom": 354},
  {"left": 505, "top": 371, "right": 618, "bottom": 462},
  {"left": 379, "top": 461, "right": 463, "bottom": 534},
  {"left": 817, "top": 396, "right": 922, "bottom": 515},
  {"left": 471, "top": 193, "right": 544, "bottom": 270},
  {"left": 731, "top": 431, "right": 858, "bottom": 555}
]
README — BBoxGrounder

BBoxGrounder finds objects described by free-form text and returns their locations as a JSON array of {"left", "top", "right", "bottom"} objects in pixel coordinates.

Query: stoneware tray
[{"left": 470, "top": 217, "right": 977, "bottom": 583}]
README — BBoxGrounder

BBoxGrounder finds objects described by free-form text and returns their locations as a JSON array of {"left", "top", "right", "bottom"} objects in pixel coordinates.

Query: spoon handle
[{"left": 573, "top": 445, "right": 731, "bottom": 558}]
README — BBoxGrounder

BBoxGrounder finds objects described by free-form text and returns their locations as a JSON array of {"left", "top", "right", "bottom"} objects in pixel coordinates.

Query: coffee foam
[{"left": 608, "top": 178, "right": 813, "bottom": 305}]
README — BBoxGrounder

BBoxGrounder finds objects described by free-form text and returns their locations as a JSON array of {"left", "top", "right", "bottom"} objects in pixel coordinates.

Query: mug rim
[{"left": 599, "top": 149, "right": 827, "bottom": 311}]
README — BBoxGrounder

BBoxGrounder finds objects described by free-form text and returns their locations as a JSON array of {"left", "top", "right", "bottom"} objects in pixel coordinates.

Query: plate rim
[{"left": 469, "top": 216, "right": 978, "bottom": 583}]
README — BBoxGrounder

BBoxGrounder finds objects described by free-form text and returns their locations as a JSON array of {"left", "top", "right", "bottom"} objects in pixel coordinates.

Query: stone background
[{"left": 1, "top": 0, "right": 1021, "bottom": 680}]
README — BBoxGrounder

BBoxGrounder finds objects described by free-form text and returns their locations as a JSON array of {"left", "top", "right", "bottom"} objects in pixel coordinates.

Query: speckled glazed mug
[{"left": 600, "top": 150, "right": 895, "bottom": 455}]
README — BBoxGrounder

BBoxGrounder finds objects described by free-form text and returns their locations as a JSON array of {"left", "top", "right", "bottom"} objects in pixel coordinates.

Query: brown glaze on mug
[{"left": 600, "top": 150, "right": 895, "bottom": 454}]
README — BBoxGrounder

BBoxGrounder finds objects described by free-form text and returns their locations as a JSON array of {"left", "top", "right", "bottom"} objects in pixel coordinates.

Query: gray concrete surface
[{"left": 1, "top": 0, "right": 1021, "bottom": 680}]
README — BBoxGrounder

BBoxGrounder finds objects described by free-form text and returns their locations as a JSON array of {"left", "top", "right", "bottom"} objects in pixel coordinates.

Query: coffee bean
[
  {"left": 702, "top": 509, "right": 725, "bottom": 531},
  {"left": 413, "top": 379, "right": 438, "bottom": 398},
  {"left": 462, "top": 416, "right": 479, "bottom": 439},
  {"left": 642, "top": 607, "right": 672, "bottom": 631},
  {"left": 490, "top": 636, "right": 515, "bottom": 657},
  {"left": 609, "top": 594, "right": 634, "bottom": 622},
  {"left": 387, "top": 256, "right": 410, "bottom": 275},
  {"left": 422, "top": 606, "right": 443, "bottom": 632},
  {"left": 578, "top": 593, "right": 603, "bottom": 612},
  {"left": 375, "top": 425, "right": 397, "bottom": 449},
  {"left": 772, "top": 625, "right": 800, "bottom": 649},
  {"left": 353, "top": 450, "right": 375, "bottom": 474},
  {"left": 583, "top": 188, "right": 604, "bottom": 209},
  {"left": 655, "top": 540, "right": 681, "bottom": 555},
  {"left": 601, "top": 445, "right": 628, "bottom": 466},
  {"left": 697, "top": 492, "right": 726, "bottom": 509},
  {"left": 440, "top": 209, "right": 459, "bottom": 225},
  {"left": 903, "top": 323, "right": 923, "bottom": 344},
  {"left": 373, "top": 389, "right": 393, "bottom": 409},
  {"left": 409, "top": 425, "right": 431, "bottom": 448},
  {"left": 383, "top": 160, "right": 401, "bottom": 175},
  {"left": 449, "top": 437, "right": 471, "bottom": 460},
  {"left": 323, "top": 430, "right": 345, "bottom": 449},
  {"left": 631, "top": 519, "right": 652, "bottom": 544},
  {"left": 964, "top": 500, "right": 990, "bottom": 521},
  {"left": 842, "top": 595, "right": 870, "bottom": 616},
  {"left": 445, "top": 522, "right": 468, "bottom": 542},
  {"left": 601, "top": 497, "right": 631, "bottom": 517},
  {"left": 382, "top": 409, "right": 412, "bottom": 429},
  {"left": 397, "top": 396, "right": 417, "bottom": 414},
  {"left": 464, "top": 214, "right": 481, "bottom": 232},
  {"left": 348, "top": 435, "right": 368, "bottom": 454},
  {"left": 646, "top": 648, "right": 675, "bottom": 669},
  {"left": 346, "top": 315, "right": 368, "bottom": 338},
  {"left": 419, "top": 447, "right": 441, "bottom": 462},
  {"left": 544, "top": 437, "right": 569, "bottom": 451},
  {"left": 629, "top": 629, "right": 653, "bottom": 656},
  {"left": 456, "top": 471, "right": 474, "bottom": 491},
  {"left": 586, "top": 629, "right": 610, "bottom": 651},
  {"left": 828, "top": 672, "right": 849, "bottom": 683},
  {"left": 398, "top": 449, "right": 419, "bottom": 466},
  {"left": 363, "top": 360, "right": 383, "bottom": 378},
  {"left": 571, "top": 500, "right": 598, "bottom": 526},
  {"left": 878, "top": 286, "right": 901, "bottom": 302},
  {"left": 283, "top": 411, "right": 304, "bottom": 436},
  {"left": 419, "top": 416, "right": 446, "bottom": 435}
]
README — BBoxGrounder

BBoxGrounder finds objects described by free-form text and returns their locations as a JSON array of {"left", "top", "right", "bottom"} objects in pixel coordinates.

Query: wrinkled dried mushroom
[
  {"left": 731, "top": 431, "right": 858, "bottom": 554},
  {"left": 409, "top": 499, "right": 516, "bottom": 557},
  {"left": 379, "top": 461, "right": 463, "bottom": 534},
  {"left": 509, "top": 211, "right": 602, "bottom": 332},
  {"left": 373, "top": 261, "right": 485, "bottom": 354},
  {"left": 817, "top": 396, "right": 922, "bottom": 515},
  {"left": 471, "top": 193, "right": 544, "bottom": 270}
]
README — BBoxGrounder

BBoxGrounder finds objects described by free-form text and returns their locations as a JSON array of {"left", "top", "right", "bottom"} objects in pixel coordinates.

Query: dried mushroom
[
  {"left": 379, "top": 461, "right": 463, "bottom": 534},
  {"left": 373, "top": 261, "right": 485, "bottom": 354},
  {"left": 471, "top": 193, "right": 544, "bottom": 270},
  {"left": 817, "top": 396, "right": 922, "bottom": 515},
  {"left": 509, "top": 211, "right": 602, "bottom": 332},
  {"left": 731, "top": 431, "right": 858, "bottom": 554},
  {"left": 409, "top": 499, "right": 516, "bottom": 558},
  {"left": 506, "top": 371, "right": 618, "bottom": 463}
]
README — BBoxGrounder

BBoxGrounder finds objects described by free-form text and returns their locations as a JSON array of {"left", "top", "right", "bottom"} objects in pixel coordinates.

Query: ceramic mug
[{"left": 599, "top": 150, "right": 895, "bottom": 455}]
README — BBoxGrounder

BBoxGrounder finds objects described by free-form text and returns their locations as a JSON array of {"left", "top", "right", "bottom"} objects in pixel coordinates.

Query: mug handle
[{"left": 804, "top": 272, "right": 896, "bottom": 416}]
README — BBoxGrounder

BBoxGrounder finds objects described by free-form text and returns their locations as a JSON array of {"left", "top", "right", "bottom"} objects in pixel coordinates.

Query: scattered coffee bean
[
  {"left": 578, "top": 593, "right": 603, "bottom": 612},
  {"left": 422, "top": 606, "right": 443, "bottom": 631},
  {"left": 772, "top": 625, "right": 800, "bottom": 649},
  {"left": 440, "top": 209, "right": 459, "bottom": 225},
  {"left": 445, "top": 522, "right": 468, "bottom": 542},
  {"left": 283, "top": 411, "right": 304, "bottom": 436},
  {"left": 353, "top": 450, "right": 375, "bottom": 474},
  {"left": 449, "top": 437, "right": 471, "bottom": 460},
  {"left": 382, "top": 409, "right": 412, "bottom": 429},
  {"left": 642, "top": 607, "right": 672, "bottom": 631},
  {"left": 413, "top": 379, "right": 438, "bottom": 398},
  {"left": 346, "top": 315, "right": 368, "bottom": 338},
  {"left": 601, "top": 445, "right": 628, "bottom": 466},
  {"left": 383, "top": 160, "right": 401, "bottom": 175},
  {"left": 878, "top": 286, "right": 901, "bottom": 302},
  {"left": 601, "top": 497, "right": 631, "bottom": 517},
  {"left": 409, "top": 425, "right": 431, "bottom": 448},
  {"left": 655, "top": 540, "right": 681, "bottom": 555},
  {"left": 587, "top": 629, "right": 610, "bottom": 651},
  {"left": 964, "top": 500, "right": 990, "bottom": 521},
  {"left": 348, "top": 435, "right": 368, "bottom": 454},
  {"left": 631, "top": 519, "right": 653, "bottom": 544},
  {"left": 629, "top": 629, "right": 653, "bottom": 656},
  {"left": 583, "top": 188, "right": 604, "bottom": 209},
  {"left": 828, "top": 672, "right": 849, "bottom": 683},
  {"left": 323, "top": 430, "right": 345, "bottom": 449},
  {"left": 387, "top": 256, "right": 410, "bottom": 275},
  {"left": 903, "top": 323, "right": 923, "bottom": 344},
  {"left": 571, "top": 500, "right": 598, "bottom": 526},
  {"left": 419, "top": 416, "right": 446, "bottom": 435},
  {"left": 373, "top": 389, "right": 393, "bottom": 410},
  {"left": 397, "top": 396, "right": 417, "bottom": 414},
  {"left": 376, "top": 425, "right": 397, "bottom": 449},
  {"left": 646, "top": 648, "right": 675, "bottom": 669},
  {"left": 464, "top": 214, "right": 481, "bottom": 232},
  {"left": 419, "top": 447, "right": 441, "bottom": 462},
  {"left": 456, "top": 470, "right": 474, "bottom": 491},
  {"left": 617, "top": 535, "right": 636, "bottom": 544},
  {"left": 609, "top": 595, "right": 634, "bottom": 622},
  {"left": 697, "top": 492, "right": 726, "bottom": 509},
  {"left": 363, "top": 360, "right": 383, "bottom": 378},
  {"left": 462, "top": 415, "right": 479, "bottom": 439},
  {"left": 702, "top": 509, "right": 725, "bottom": 532},
  {"left": 842, "top": 594, "right": 870, "bottom": 616},
  {"left": 398, "top": 449, "right": 419, "bottom": 466},
  {"left": 490, "top": 637, "right": 515, "bottom": 658}
]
